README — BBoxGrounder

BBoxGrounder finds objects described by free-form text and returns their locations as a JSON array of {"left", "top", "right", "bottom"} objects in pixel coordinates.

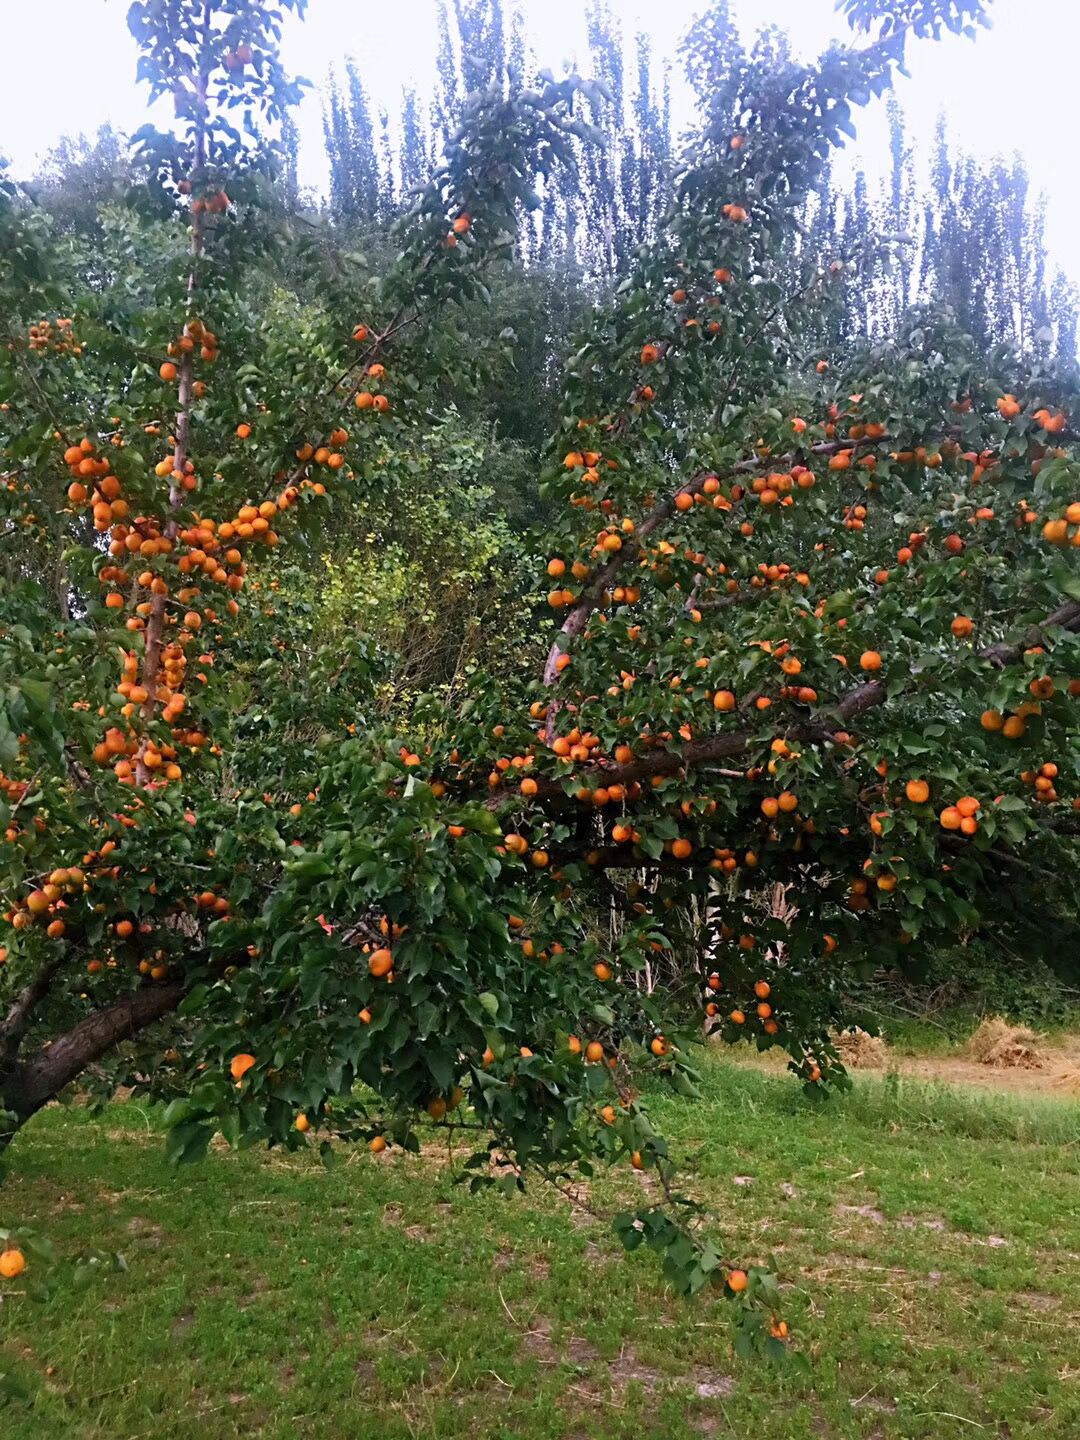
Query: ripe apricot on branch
[{"left": 369, "top": 947, "right": 393, "bottom": 978}]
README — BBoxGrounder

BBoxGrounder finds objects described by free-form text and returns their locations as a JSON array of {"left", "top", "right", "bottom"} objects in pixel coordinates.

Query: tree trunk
[{"left": 0, "top": 983, "right": 186, "bottom": 1151}]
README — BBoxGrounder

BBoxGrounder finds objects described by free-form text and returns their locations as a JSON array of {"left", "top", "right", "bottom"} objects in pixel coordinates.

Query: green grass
[{"left": 2, "top": 1058, "right": 1080, "bottom": 1439}]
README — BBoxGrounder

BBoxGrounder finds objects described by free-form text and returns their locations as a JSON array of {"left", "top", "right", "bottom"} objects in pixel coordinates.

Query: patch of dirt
[
  {"left": 833, "top": 1028, "right": 889, "bottom": 1069},
  {"left": 835, "top": 1203, "right": 885, "bottom": 1224},
  {"left": 565, "top": 1336, "right": 599, "bottom": 1366},
  {"left": 632, "top": 1167, "right": 659, "bottom": 1198},
  {"left": 721, "top": 1030, "right": 1080, "bottom": 1095},
  {"left": 520, "top": 1325, "right": 556, "bottom": 1363},
  {"left": 520, "top": 1319, "right": 598, "bottom": 1367},
  {"left": 804, "top": 1255, "right": 916, "bottom": 1281},
  {"left": 851, "top": 1393, "right": 898, "bottom": 1414},
  {"left": 610, "top": 1349, "right": 664, "bottom": 1393},
  {"left": 689, "top": 1372, "right": 736, "bottom": 1399},
  {"left": 582, "top": 1240, "right": 609, "bottom": 1267},
  {"left": 965, "top": 1017, "right": 1045, "bottom": 1069},
  {"left": 362, "top": 1323, "right": 418, "bottom": 1358},
  {"left": 378, "top": 1204, "right": 434, "bottom": 1242},
  {"left": 1017, "top": 1291, "right": 1060, "bottom": 1311},
  {"left": 553, "top": 1181, "right": 595, "bottom": 1230},
  {"left": 49, "top": 1196, "right": 86, "bottom": 1215},
  {"left": 193, "top": 1389, "right": 250, "bottom": 1416},
  {"left": 236, "top": 1275, "right": 271, "bottom": 1308},
  {"left": 608, "top": 1354, "right": 734, "bottom": 1400},
  {"left": 170, "top": 1308, "right": 196, "bottom": 1337},
  {"left": 123, "top": 1215, "right": 165, "bottom": 1246}
]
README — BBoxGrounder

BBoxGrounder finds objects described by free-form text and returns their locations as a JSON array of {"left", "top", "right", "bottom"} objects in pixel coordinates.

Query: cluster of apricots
[
  {"left": 352, "top": 360, "right": 391, "bottom": 414},
  {"left": 529, "top": 387, "right": 1080, "bottom": 893},
  {"left": 1019, "top": 761, "right": 1076, "bottom": 809},
  {"left": 982, "top": 678, "right": 1080, "bottom": 743},
  {"left": 159, "top": 317, "right": 219, "bottom": 384},
  {"left": 1041, "top": 500, "right": 1080, "bottom": 547},
  {"left": 30, "top": 230, "right": 454, "bottom": 885},
  {"left": 63, "top": 437, "right": 126, "bottom": 526},
  {"left": 938, "top": 795, "right": 983, "bottom": 836},
  {"left": 185, "top": 188, "right": 231, "bottom": 216},
  {"left": 4, "top": 824, "right": 233, "bottom": 966},
  {"left": 444, "top": 210, "right": 472, "bottom": 248},
  {"left": 23, "top": 316, "right": 81, "bottom": 356},
  {"left": 61, "top": 400, "right": 358, "bottom": 793},
  {"left": 5, "top": 866, "right": 86, "bottom": 940},
  {"left": 549, "top": 454, "right": 829, "bottom": 621},
  {"left": 294, "top": 425, "right": 350, "bottom": 468},
  {"left": 519, "top": 379, "right": 1080, "bottom": 940},
  {"left": 701, "top": 946, "right": 785, "bottom": 1034},
  {"left": 0, "top": 771, "right": 28, "bottom": 808},
  {"left": 223, "top": 40, "right": 254, "bottom": 70},
  {"left": 996, "top": 394, "right": 1068, "bottom": 434}
]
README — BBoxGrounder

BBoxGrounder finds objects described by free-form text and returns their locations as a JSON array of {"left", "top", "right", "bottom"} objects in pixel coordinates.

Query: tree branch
[
  {"left": 0, "top": 955, "right": 66, "bottom": 1066},
  {"left": 10, "top": 984, "right": 186, "bottom": 1120},
  {"left": 528, "top": 599, "right": 1079, "bottom": 803},
  {"left": 979, "top": 599, "right": 1080, "bottom": 667},
  {"left": 538, "top": 428, "right": 904, "bottom": 744}
]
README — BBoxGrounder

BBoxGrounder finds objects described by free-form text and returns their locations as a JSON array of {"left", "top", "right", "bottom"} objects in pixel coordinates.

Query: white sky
[{"left": 1, "top": 0, "right": 1076, "bottom": 281}]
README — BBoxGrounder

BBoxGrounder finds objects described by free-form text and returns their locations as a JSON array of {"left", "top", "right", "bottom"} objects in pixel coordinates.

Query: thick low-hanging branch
[
  {"left": 3, "top": 984, "right": 187, "bottom": 1126},
  {"left": 540, "top": 433, "right": 899, "bottom": 696},
  {"left": 528, "top": 598, "right": 1080, "bottom": 804}
]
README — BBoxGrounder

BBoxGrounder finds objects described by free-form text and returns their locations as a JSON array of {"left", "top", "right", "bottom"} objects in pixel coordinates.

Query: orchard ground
[{"left": 2, "top": 1032, "right": 1079, "bottom": 1440}]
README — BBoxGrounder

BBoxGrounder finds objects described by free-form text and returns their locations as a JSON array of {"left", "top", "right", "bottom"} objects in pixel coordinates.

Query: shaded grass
[{"left": 1, "top": 1055, "right": 1079, "bottom": 1439}]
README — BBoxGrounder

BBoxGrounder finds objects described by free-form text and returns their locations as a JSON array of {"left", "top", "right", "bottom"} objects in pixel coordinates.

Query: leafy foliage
[{"left": 2, "top": 0, "right": 1079, "bottom": 1354}]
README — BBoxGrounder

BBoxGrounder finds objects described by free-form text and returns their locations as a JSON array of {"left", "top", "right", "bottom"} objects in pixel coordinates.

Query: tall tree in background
[
  {"left": 323, "top": 0, "right": 673, "bottom": 282},
  {"left": 831, "top": 102, "right": 1078, "bottom": 363},
  {"left": 323, "top": 63, "right": 386, "bottom": 225},
  {"left": 565, "top": 4, "right": 672, "bottom": 279},
  {"left": 25, "top": 127, "right": 133, "bottom": 236}
]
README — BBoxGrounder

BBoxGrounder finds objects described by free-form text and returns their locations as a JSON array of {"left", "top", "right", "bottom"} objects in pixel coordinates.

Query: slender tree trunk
[{"left": 136, "top": 2, "right": 210, "bottom": 783}]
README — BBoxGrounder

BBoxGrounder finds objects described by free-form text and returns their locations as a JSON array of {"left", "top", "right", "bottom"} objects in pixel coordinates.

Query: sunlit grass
[{"left": 1, "top": 1053, "right": 1078, "bottom": 1438}]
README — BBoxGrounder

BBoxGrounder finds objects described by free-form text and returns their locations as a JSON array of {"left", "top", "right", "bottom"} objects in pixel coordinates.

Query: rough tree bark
[{"left": 0, "top": 985, "right": 186, "bottom": 1149}]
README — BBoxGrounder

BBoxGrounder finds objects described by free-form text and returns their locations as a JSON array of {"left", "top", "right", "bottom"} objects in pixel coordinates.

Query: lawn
[{"left": 1, "top": 1055, "right": 1079, "bottom": 1439}]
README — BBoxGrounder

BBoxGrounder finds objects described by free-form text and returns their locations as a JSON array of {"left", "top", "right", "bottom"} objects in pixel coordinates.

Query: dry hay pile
[
  {"left": 965, "top": 1016, "right": 1045, "bottom": 1069},
  {"left": 832, "top": 1027, "right": 889, "bottom": 1069}
]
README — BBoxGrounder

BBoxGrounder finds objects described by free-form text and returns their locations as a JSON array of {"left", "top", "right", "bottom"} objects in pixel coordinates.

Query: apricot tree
[{"left": 2, "top": 0, "right": 1078, "bottom": 1345}]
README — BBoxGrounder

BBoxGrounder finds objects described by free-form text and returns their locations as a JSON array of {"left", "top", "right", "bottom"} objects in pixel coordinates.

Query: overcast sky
[{"left": 1, "top": 0, "right": 1075, "bottom": 281}]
